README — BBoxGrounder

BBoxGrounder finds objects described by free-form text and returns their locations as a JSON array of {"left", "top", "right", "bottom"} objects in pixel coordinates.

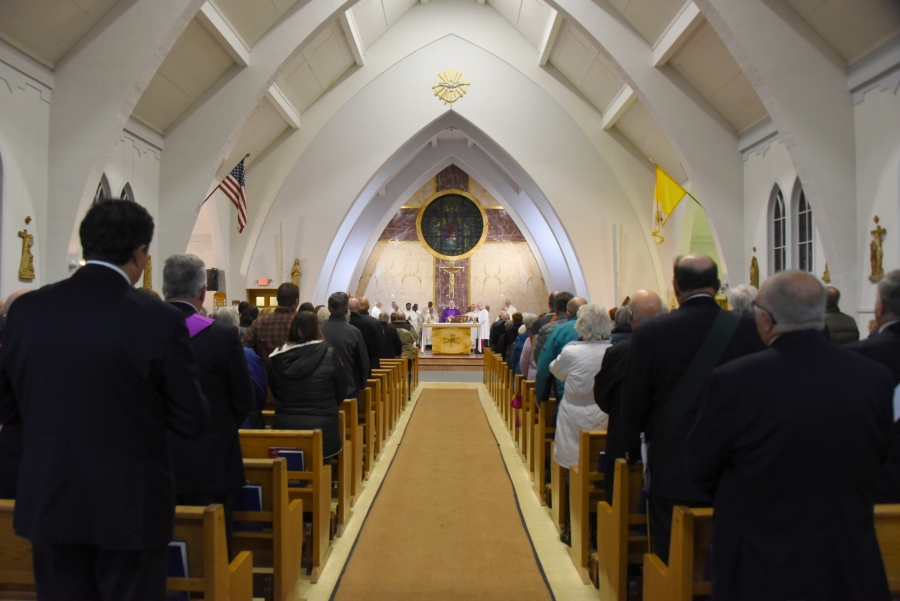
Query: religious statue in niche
[
  {"left": 822, "top": 263, "right": 831, "bottom": 283},
  {"left": 18, "top": 217, "right": 34, "bottom": 281},
  {"left": 143, "top": 255, "right": 152, "bottom": 289},
  {"left": 870, "top": 216, "right": 887, "bottom": 282},
  {"left": 749, "top": 247, "right": 759, "bottom": 289},
  {"left": 291, "top": 259, "right": 301, "bottom": 287}
]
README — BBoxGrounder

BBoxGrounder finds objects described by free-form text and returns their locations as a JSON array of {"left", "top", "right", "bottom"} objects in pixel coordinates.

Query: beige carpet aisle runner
[{"left": 330, "top": 388, "right": 554, "bottom": 600}]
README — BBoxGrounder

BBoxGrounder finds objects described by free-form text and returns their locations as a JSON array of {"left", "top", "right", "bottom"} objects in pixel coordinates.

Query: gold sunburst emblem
[{"left": 432, "top": 69, "right": 470, "bottom": 106}]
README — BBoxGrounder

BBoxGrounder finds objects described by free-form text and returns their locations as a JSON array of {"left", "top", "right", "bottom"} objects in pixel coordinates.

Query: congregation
[{"left": 0, "top": 199, "right": 897, "bottom": 600}]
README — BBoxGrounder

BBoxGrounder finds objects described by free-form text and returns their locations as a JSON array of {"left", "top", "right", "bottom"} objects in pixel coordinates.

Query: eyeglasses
[{"left": 752, "top": 300, "right": 777, "bottom": 324}]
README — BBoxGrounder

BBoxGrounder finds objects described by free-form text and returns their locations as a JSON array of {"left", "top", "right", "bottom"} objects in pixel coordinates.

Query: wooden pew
[
  {"left": 0, "top": 501, "right": 253, "bottom": 601},
  {"left": 532, "top": 399, "right": 558, "bottom": 505},
  {"left": 499, "top": 362, "right": 510, "bottom": 425},
  {"left": 239, "top": 430, "right": 331, "bottom": 583},
  {"left": 511, "top": 373, "right": 523, "bottom": 439},
  {"left": 597, "top": 459, "right": 648, "bottom": 601},
  {"left": 235, "top": 458, "right": 303, "bottom": 601},
  {"left": 341, "top": 399, "right": 364, "bottom": 504},
  {"left": 363, "top": 379, "right": 379, "bottom": 473},
  {"left": 524, "top": 383, "right": 538, "bottom": 480},
  {"left": 642, "top": 505, "right": 713, "bottom": 601},
  {"left": 371, "top": 372, "right": 388, "bottom": 458},
  {"left": 371, "top": 368, "right": 392, "bottom": 438},
  {"left": 518, "top": 381, "right": 534, "bottom": 464},
  {"left": 262, "top": 409, "right": 275, "bottom": 429},
  {"left": 876, "top": 504, "right": 900, "bottom": 594},
  {"left": 334, "top": 410, "right": 352, "bottom": 535},
  {"left": 568, "top": 430, "right": 607, "bottom": 583}
]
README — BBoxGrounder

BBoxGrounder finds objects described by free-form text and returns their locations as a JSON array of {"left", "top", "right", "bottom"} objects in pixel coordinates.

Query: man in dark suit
[
  {"left": 321, "top": 292, "right": 369, "bottom": 408},
  {"left": 350, "top": 297, "right": 384, "bottom": 373},
  {"left": 687, "top": 271, "right": 893, "bottom": 600},
  {"left": 593, "top": 290, "right": 665, "bottom": 500},
  {"left": 824, "top": 286, "right": 860, "bottom": 345},
  {"left": 846, "top": 268, "right": 900, "bottom": 501},
  {"left": 0, "top": 200, "right": 209, "bottom": 600},
  {"left": 621, "top": 255, "right": 764, "bottom": 562},
  {"left": 531, "top": 290, "right": 560, "bottom": 337},
  {"left": 163, "top": 254, "right": 254, "bottom": 555}
]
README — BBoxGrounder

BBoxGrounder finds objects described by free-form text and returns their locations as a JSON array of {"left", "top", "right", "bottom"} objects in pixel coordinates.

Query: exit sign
[{"left": 258, "top": 278, "right": 270, "bottom": 286}]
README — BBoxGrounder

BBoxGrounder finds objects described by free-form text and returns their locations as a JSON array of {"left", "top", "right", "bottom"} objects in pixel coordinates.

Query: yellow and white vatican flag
[{"left": 652, "top": 166, "right": 688, "bottom": 244}]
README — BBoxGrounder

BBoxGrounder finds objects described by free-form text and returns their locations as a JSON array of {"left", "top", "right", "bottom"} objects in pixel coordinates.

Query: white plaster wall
[
  {"left": 469, "top": 243, "right": 547, "bottom": 316},
  {"left": 855, "top": 85, "right": 900, "bottom": 333},
  {"left": 101, "top": 136, "right": 162, "bottom": 291},
  {"left": 0, "top": 81, "right": 49, "bottom": 300},
  {"left": 229, "top": 1, "right": 667, "bottom": 306},
  {"left": 245, "top": 35, "right": 659, "bottom": 309},
  {"left": 355, "top": 243, "right": 434, "bottom": 306}
]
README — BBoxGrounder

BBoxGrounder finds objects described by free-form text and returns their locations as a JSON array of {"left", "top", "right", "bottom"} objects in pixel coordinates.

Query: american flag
[{"left": 217, "top": 159, "right": 248, "bottom": 233}]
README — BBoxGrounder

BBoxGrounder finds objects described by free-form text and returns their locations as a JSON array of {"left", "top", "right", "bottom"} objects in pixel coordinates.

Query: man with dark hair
[
  {"left": 0, "top": 200, "right": 209, "bottom": 599},
  {"left": 163, "top": 254, "right": 254, "bottom": 556},
  {"left": 594, "top": 290, "right": 665, "bottom": 499},
  {"left": 321, "top": 292, "right": 369, "bottom": 407},
  {"left": 532, "top": 291, "right": 574, "bottom": 363},
  {"left": 621, "top": 254, "right": 764, "bottom": 563},
  {"left": 847, "top": 269, "right": 900, "bottom": 501},
  {"left": 242, "top": 282, "right": 299, "bottom": 371},
  {"left": 824, "top": 286, "right": 860, "bottom": 345},
  {"left": 531, "top": 290, "right": 560, "bottom": 337},
  {"left": 298, "top": 302, "right": 315, "bottom": 313},
  {"left": 349, "top": 297, "right": 384, "bottom": 372},
  {"left": 687, "top": 271, "right": 892, "bottom": 599},
  {"left": 489, "top": 311, "right": 510, "bottom": 353}
]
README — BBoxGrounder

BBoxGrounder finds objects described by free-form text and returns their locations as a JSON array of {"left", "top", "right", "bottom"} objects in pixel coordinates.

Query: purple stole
[{"left": 185, "top": 313, "right": 214, "bottom": 338}]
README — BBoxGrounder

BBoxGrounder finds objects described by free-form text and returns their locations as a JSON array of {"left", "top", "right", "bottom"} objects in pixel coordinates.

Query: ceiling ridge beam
[
  {"left": 538, "top": 8, "right": 563, "bottom": 66},
  {"left": 339, "top": 10, "right": 366, "bottom": 66},
  {"left": 197, "top": 2, "right": 250, "bottom": 66},
  {"left": 265, "top": 84, "right": 301, "bottom": 129},
  {"left": 601, "top": 85, "right": 636, "bottom": 129},
  {"left": 652, "top": 1, "right": 703, "bottom": 68}
]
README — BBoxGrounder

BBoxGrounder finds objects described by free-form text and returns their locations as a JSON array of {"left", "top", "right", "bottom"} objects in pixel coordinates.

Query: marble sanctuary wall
[{"left": 355, "top": 166, "right": 549, "bottom": 315}]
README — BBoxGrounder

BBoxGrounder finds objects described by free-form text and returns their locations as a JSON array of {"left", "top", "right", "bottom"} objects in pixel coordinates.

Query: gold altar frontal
[{"left": 424, "top": 323, "right": 481, "bottom": 355}]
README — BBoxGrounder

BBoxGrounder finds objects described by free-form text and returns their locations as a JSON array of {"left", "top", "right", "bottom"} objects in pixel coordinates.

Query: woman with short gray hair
[
  {"left": 729, "top": 284, "right": 758, "bottom": 318},
  {"left": 550, "top": 303, "right": 613, "bottom": 469}
]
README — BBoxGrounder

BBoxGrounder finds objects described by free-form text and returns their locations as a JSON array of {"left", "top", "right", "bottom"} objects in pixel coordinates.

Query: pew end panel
[
  {"left": 568, "top": 430, "right": 607, "bottom": 583},
  {"left": 642, "top": 506, "right": 712, "bottom": 601},
  {"left": 876, "top": 504, "right": 900, "bottom": 594},
  {"left": 597, "top": 459, "right": 647, "bottom": 601},
  {"left": 340, "top": 398, "right": 364, "bottom": 505},
  {"left": 239, "top": 430, "right": 332, "bottom": 583},
  {"left": 0, "top": 500, "right": 35, "bottom": 600}
]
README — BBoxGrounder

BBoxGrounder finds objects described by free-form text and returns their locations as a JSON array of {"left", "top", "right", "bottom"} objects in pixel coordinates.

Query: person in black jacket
[
  {"left": 0, "top": 200, "right": 209, "bottom": 600},
  {"left": 349, "top": 297, "right": 384, "bottom": 371},
  {"left": 846, "top": 268, "right": 900, "bottom": 502},
  {"left": 503, "top": 312, "right": 523, "bottom": 362},
  {"left": 621, "top": 255, "right": 765, "bottom": 563},
  {"left": 593, "top": 290, "right": 664, "bottom": 500},
  {"left": 269, "top": 310, "right": 347, "bottom": 462},
  {"left": 687, "top": 271, "right": 893, "bottom": 600},
  {"left": 321, "top": 292, "right": 369, "bottom": 410},
  {"left": 163, "top": 254, "right": 254, "bottom": 556},
  {"left": 489, "top": 311, "right": 509, "bottom": 353},
  {"left": 377, "top": 311, "right": 402, "bottom": 358}
]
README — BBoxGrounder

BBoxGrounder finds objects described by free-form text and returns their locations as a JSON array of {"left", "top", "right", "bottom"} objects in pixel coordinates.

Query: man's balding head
[
  {"left": 548, "top": 290, "right": 561, "bottom": 310},
  {"left": 755, "top": 271, "right": 826, "bottom": 344},
  {"left": 348, "top": 297, "right": 361, "bottom": 314},
  {"left": 566, "top": 296, "right": 587, "bottom": 317},
  {"left": 628, "top": 290, "right": 665, "bottom": 328},
  {"left": 359, "top": 297, "right": 371, "bottom": 310},
  {"left": 673, "top": 254, "right": 720, "bottom": 304}
]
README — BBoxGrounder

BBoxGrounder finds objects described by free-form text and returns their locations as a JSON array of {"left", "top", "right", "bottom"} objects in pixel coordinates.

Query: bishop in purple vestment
[{"left": 441, "top": 301, "right": 461, "bottom": 323}]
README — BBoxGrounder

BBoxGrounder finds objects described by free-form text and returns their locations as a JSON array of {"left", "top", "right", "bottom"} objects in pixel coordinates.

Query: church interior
[{"left": 1, "top": 0, "right": 900, "bottom": 598}]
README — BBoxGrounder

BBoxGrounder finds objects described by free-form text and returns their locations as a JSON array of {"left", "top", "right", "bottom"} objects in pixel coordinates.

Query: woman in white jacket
[{"left": 550, "top": 303, "right": 613, "bottom": 469}]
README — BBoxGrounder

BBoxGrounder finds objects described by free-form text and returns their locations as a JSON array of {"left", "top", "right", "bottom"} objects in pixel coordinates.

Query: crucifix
[{"left": 439, "top": 262, "right": 463, "bottom": 297}]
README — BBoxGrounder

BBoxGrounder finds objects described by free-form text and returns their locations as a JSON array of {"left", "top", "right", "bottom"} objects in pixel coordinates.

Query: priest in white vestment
[
  {"left": 475, "top": 302, "right": 490, "bottom": 354},
  {"left": 502, "top": 299, "right": 517, "bottom": 315},
  {"left": 421, "top": 304, "right": 437, "bottom": 348}
]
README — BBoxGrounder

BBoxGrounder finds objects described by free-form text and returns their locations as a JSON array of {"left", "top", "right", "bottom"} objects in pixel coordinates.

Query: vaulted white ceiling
[{"left": 1, "top": 0, "right": 897, "bottom": 195}]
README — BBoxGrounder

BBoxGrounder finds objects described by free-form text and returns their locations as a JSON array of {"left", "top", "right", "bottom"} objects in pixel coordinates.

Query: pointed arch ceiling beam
[
  {"left": 548, "top": 0, "right": 745, "bottom": 279},
  {"left": 317, "top": 111, "right": 585, "bottom": 301},
  {"left": 156, "top": 0, "right": 356, "bottom": 263},
  {"left": 693, "top": 0, "right": 858, "bottom": 308},
  {"left": 46, "top": 0, "right": 206, "bottom": 283},
  {"left": 197, "top": 2, "right": 250, "bottom": 66}
]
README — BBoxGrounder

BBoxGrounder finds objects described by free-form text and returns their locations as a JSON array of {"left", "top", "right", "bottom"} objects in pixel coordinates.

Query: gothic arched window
[
  {"left": 769, "top": 186, "right": 786, "bottom": 274},
  {"left": 794, "top": 184, "right": 814, "bottom": 273}
]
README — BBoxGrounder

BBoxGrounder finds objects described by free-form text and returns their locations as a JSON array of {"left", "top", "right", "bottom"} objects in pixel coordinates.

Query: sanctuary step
[{"left": 418, "top": 350, "right": 484, "bottom": 371}]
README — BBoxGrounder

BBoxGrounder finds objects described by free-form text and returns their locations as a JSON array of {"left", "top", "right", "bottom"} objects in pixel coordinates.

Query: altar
[{"left": 423, "top": 323, "right": 481, "bottom": 355}]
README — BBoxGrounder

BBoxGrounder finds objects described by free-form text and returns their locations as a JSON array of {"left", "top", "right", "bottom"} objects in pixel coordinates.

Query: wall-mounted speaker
[{"left": 207, "top": 268, "right": 219, "bottom": 292}]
